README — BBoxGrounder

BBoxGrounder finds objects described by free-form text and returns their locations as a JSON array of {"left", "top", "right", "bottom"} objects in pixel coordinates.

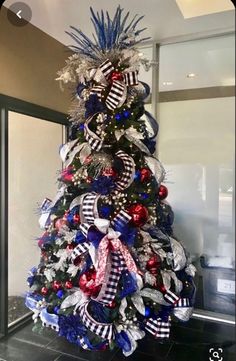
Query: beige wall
[{"left": 0, "top": 6, "right": 72, "bottom": 113}]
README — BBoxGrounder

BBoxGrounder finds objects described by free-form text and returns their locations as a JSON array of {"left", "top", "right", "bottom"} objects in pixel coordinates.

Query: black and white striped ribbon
[
  {"left": 79, "top": 222, "right": 91, "bottom": 237},
  {"left": 84, "top": 121, "right": 103, "bottom": 152},
  {"left": 79, "top": 301, "right": 114, "bottom": 340},
  {"left": 123, "top": 71, "right": 139, "bottom": 86},
  {"left": 105, "top": 80, "right": 126, "bottom": 110},
  {"left": 71, "top": 242, "right": 90, "bottom": 261},
  {"left": 163, "top": 289, "right": 180, "bottom": 305},
  {"left": 78, "top": 336, "right": 89, "bottom": 350},
  {"left": 111, "top": 209, "right": 132, "bottom": 228},
  {"left": 115, "top": 150, "right": 135, "bottom": 191},
  {"left": 80, "top": 192, "right": 100, "bottom": 224},
  {"left": 90, "top": 84, "right": 106, "bottom": 100},
  {"left": 145, "top": 318, "right": 170, "bottom": 339},
  {"left": 100, "top": 59, "right": 115, "bottom": 79},
  {"left": 174, "top": 298, "right": 191, "bottom": 308}
]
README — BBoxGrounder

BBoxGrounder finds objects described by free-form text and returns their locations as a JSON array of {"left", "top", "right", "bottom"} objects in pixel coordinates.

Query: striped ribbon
[
  {"left": 80, "top": 192, "right": 100, "bottom": 224},
  {"left": 84, "top": 114, "right": 104, "bottom": 151},
  {"left": 71, "top": 242, "right": 90, "bottom": 261},
  {"left": 115, "top": 150, "right": 135, "bottom": 191},
  {"left": 92, "top": 59, "right": 139, "bottom": 110},
  {"left": 111, "top": 209, "right": 132, "bottom": 228},
  {"left": 145, "top": 318, "right": 170, "bottom": 339},
  {"left": 79, "top": 301, "right": 114, "bottom": 340},
  {"left": 105, "top": 80, "right": 127, "bottom": 110},
  {"left": 174, "top": 298, "right": 191, "bottom": 308},
  {"left": 163, "top": 289, "right": 180, "bottom": 305},
  {"left": 78, "top": 336, "right": 90, "bottom": 350}
]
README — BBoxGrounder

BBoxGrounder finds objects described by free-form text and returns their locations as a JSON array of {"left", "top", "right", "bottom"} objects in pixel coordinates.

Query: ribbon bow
[
  {"left": 95, "top": 223, "right": 138, "bottom": 286},
  {"left": 91, "top": 59, "right": 139, "bottom": 110}
]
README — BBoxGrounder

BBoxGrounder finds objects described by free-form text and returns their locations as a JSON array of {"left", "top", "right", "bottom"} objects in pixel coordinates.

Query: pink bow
[{"left": 95, "top": 228, "right": 138, "bottom": 285}]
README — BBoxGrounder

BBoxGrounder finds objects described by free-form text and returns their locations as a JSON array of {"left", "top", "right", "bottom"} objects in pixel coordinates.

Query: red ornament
[
  {"left": 66, "top": 243, "right": 75, "bottom": 250},
  {"left": 146, "top": 255, "right": 161, "bottom": 275},
  {"left": 107, "top": 300, "right": 116, "bottom": 309},
  {"left": 65, "top": 281, "right": 73, "bottom": 289},
  {"left": 111, "top": 71, "right": 123, "bottom": 82},
  {"left": 41, "top": 287, "right": 49, "bottom": 296},
  {"left": 52, "top": 280, "right": 62, "bottom": 291},
  {"left": 127, "top": 204, "right": 149, "bottom": 227},
  {"left": 55, "top": 218, "right": 68, "bottom": 231},
  {"left": 73, "top": 256, "right": 81, "bottom": 266},
  {"left": 78, "top": 269, "right": 101, "bottom": 297},
  {"left": 61, "top": 167, "right": 73, "bottom": 182},
  {"left": 102, "top": 167, "right": 117, "bottom": 178},
  {"left": 73, "top": 214, "right": 80, "bottom": 224},
  {"left": 158, "top": 185, "right": 168, "bottom": 200},
  {"left": 140, "top": 168, "right": 152, "bottom": 182}
]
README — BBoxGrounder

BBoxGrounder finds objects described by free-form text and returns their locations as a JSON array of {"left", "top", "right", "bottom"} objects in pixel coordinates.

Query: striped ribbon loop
[
  {"left": 111, "top": 209, "right": 132, "bottom": 228},
  {"left": 115, "top": 150, "right": 135, "bottom": 191},
  {"left": 71, "top": 242, "right": 90, "bottom": 261},
  {"left": 90, "top": 84, "right": 106, "bottom": 100},
  {"left": 123, "top": 71, "right": 139, "bottom": 86},
  {"left": 84, "top": 124, "right": 103, "bottom": 152},
  {"left": 145, "top": 318, "right": 170, "bottom": 339},
  {"left": 174, "top": 298, "right": 191, "bottom": 308},
  {"left": 100, "top": 59, "right": 115, "bottom": 79},
  {"left": 163, "top": 289, "right": 180, "bottom": 305},
  {"left": 80, "top": 192, "right": 100, "bottom": 224},
  {"left": 105, "top": 80, "right": 127, "bottom": 110},
  {"left": 79, "top": 222, "right": 91, "bottom": 237},
  {"left": 79, "top": 302, "right": 114, "bottom": 340}
]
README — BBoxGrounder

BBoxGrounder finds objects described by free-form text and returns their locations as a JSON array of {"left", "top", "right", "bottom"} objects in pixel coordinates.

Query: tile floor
[{"left": 0, "top": 318, "right": 235, "bottom": 361}]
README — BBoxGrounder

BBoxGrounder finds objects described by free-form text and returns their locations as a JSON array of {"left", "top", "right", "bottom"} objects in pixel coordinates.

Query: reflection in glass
[{"left": 8, "top": 111, "right": 63, "bottom": 325}]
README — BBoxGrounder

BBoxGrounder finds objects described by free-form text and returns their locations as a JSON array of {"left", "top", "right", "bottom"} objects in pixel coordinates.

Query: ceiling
[
  {"left": 3, "top": 0, "right": 235, "bottom": 46},
  {"left": 3, "top": 0, "right": 235, "bottom": 91}
]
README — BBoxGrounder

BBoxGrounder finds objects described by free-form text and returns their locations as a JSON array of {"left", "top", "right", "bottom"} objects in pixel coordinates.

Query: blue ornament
[
  {"left": 100, "top": 205, "right": 113, "bottom": 218},
  {"left": 139, "top": 192, "right": 149, "bottom": 200},
  {"left": 115, "top": 113, "right": 122, "bottom": 121},
  {"left": 134, "top": 170, "right": 141, "bottom": 180},
  {"left": 79, "top": 124, "right": 85, "bottom": 131},
  {"left": 54, "top": 306, "right": 60, "bottom": 314},
  {"left": 56, "top": 290, "right": 64, "bottom": 299},
  {"left": 145, "top": 306, "right": 151, "bottom": 317},
  {"left": 123, "top": 110, "right": 131, "bottom": 118}
]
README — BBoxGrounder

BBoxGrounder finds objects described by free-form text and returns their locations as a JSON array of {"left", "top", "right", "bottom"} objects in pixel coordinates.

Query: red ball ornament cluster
[
  {"left": 146, "top": 255, "right": 161, "bottom": 276},
  {"left": 140, "top": 168, "right": 152, "bottom": 182},
  {"left": 127, "top": 203, "right": 149, "bottom": 227},
  {"left": 78, "top": 269, "right": 101, "bottom": 297},
  {"left": 111, "top": 71, "right": 123, "bottom": 82},
  {"left": 158, "top": 184, "right": 168, "bottom": 200}
]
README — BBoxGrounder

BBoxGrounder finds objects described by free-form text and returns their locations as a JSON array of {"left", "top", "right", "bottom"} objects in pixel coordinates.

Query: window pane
[
  {"left": 158, "top": 35, "right": 235, "bottom": 318},
  {"left": 8, "top": 111, "right": 63, "bottom": 325}
]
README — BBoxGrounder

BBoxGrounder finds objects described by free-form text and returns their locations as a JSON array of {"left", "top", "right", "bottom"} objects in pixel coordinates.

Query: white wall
[{"left": 8, "top": 112, "right": 63, "bottom": 296}]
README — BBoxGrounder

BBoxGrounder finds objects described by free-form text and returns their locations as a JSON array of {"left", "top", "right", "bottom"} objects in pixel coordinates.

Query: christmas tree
[{"left": 26, "top": 7, "right": 196, "bottom": 356}]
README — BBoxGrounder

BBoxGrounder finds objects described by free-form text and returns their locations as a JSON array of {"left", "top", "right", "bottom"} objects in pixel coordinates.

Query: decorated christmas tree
[{"left": 26, "top": 7, "right": 196, "bottom": 356}]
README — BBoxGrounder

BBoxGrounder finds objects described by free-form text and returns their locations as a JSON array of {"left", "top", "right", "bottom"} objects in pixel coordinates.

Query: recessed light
[
  {"left": 163, "top": 81, "right": 173, "bottom": 85},
  {"left": 187, "top": 73, "right": 196, "bottom": 78}
]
